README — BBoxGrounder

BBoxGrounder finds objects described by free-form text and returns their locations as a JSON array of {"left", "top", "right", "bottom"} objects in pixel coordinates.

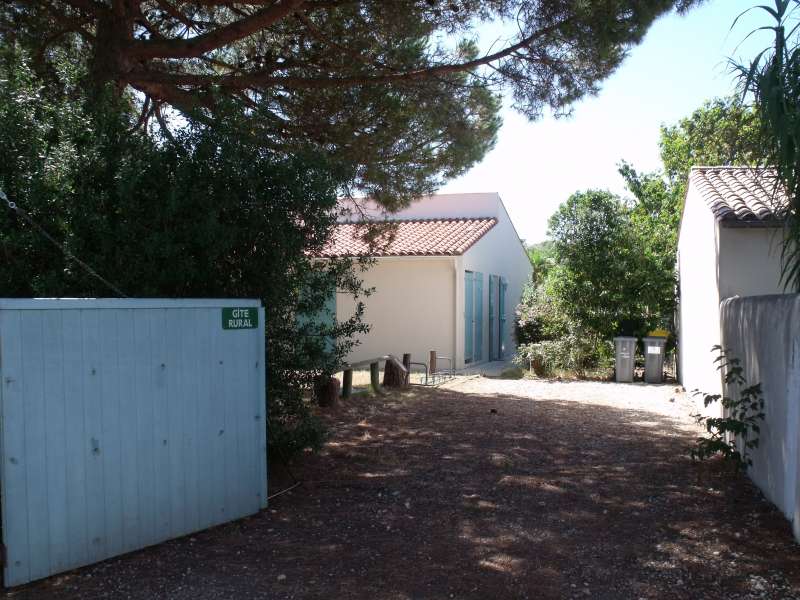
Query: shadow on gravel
[{"left": 7, "top": 387, "right": 800, "bottom": 600}]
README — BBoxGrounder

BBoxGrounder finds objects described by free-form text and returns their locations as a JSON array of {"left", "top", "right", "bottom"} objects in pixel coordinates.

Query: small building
[
  {"left": 317, "top": 193, "right": 532, "bottom": 369},
  {"left": 677, "top": 166, "right": 787, "bottom": 398}
]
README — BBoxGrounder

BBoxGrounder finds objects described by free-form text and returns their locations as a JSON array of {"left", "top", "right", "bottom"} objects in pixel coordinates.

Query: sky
[{"left": 439, "top": 0, "right": 775, "bottom": 243}]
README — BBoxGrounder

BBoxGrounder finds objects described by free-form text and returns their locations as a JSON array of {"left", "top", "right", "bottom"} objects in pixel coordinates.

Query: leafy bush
[
  {"left": 514, "top": 280, "right": 568, "bottom": 346},
  {"left": 691, "top": 346, "right": 765, "bottom": 470},
  {"left": 515, "top": 188, "right": 677, "bottom": 379},
  {"left": 0, "top": 45, "right": 369, "bottom": 458},
  {"left": 547, "top": 190, "right": 674, "bottom": 340},
  {"left": 526, "top": 241, "right": 556, "bottom": 285},
  {"left": 516, "top": 333, "right": 611, "bottom": 378}
]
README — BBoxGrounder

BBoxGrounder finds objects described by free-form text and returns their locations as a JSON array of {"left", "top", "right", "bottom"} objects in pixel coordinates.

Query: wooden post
[
  {"left": 370, "top": 361, "right": 380, "bottom": 393},
  {"left": 429, "top": 350, "right": 437, "bottom": 374},
  {"left": 314, "top": 375, "right": 340, "bottom": 407},
  {"left": 342, "top": 369, "right": 353, "bottom": 399},
  {"left": 402, "top": 353, "right": 411, "bottom": 385},
  {"left": 383, "top": 356, "right": 408, "bottom": 388}
]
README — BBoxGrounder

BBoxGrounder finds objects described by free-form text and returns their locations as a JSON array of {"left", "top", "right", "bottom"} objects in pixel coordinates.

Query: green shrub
[
  {"left": 691, "top": 346, "right": 765, "bottom": 470},
  {"left": 516, "top": 333, "right": 611, "bottom": 378}
]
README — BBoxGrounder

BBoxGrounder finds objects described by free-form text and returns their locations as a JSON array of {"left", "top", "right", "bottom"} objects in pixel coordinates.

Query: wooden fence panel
[{"left": 0, "top": 299, "right": 267, "bottom": 587}]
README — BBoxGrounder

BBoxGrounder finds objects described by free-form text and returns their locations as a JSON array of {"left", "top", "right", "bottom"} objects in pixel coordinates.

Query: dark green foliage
[
  {"left": 618, "top": 97, "right": 768, "bottom": 333},
  {"left": 526, "top": 241, "right": 555, "bottom": 285},
  {"left": 732, "top": 0, "right": 800, "bottom": 290},
  {"left": 547, "top": 190, "right": 671, "bottom": 339},
  {"left": 2, "top": 0, "right": 703, "bottom": 208},
  {"left": 515, "top": 242, "right": 561, "bottom": 347},
  {"left": 621, "top": 96, "right": 767, "bottom": 227},
  {"left": 659, "top": 97, "right": 767, "bottom": 202},
  {"left": 0, "top": 45, "right": 369, "bottom": 456},
  {"left": 691, "top": 346, "right": 765, "bottom": 470},
  {"left": 515, "top": 190, "right": 673, "bottom": 377},
  {"left": 516, "top": 98, "right": 769, "bottom": 377},
  {"left": 515, "top": 192, "right": 646, "bottom": 377},
  {"left": 618, "top": 98, "right": 768, "bottom": 314}
]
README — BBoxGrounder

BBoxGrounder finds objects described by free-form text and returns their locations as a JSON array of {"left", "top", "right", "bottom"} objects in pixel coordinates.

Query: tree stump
[
  {"left": 314, "top": 375, "right": 341, "bottom": 407},
  {"left": 383, "top": 356, "right": 409, "bottom": 388}
]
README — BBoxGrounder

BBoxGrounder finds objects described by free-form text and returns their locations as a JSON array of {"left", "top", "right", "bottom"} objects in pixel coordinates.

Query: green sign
[{"left": 222, "top": 307, "right": 258, "bottom": 330}]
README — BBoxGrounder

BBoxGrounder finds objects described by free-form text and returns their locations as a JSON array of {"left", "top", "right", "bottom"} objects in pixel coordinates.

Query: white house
[
  {"left": 678, "top": 166, "right": 787, "bottom": 398},
  {"left": 317, "top": 193, "right": 532, "bottom": 369}
]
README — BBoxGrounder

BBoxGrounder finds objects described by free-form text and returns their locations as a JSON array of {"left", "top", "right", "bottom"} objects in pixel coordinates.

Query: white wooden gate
[{"left": 0, "top": 299, "right": 267, "bottom": 587}]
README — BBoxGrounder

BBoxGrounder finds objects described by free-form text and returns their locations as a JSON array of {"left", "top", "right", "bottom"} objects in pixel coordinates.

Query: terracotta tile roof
[
  {"left": 316, "top": 218, "right": 497, "bottom": 258},
  {"left": 690, "top": 166, "right": 789, "bottom": 223}
]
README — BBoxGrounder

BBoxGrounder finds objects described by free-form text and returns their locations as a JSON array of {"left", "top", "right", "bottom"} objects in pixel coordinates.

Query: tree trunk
[
  {"left": 314, "top": 375, "right": 340, "bottom": 407},
  {"left": 383, "top": 357, "right": 408, "bottom": 388},
  {"left": 341, "top": 369, "right": 353, "bottom": 399},
  {"left": 91, "top": 4, "right": 137, "bottom": 95}
]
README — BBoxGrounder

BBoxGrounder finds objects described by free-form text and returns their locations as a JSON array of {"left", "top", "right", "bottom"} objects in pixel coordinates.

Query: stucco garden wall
[{"left": 720, "top": 294, "right": 800, "bottom": 542}]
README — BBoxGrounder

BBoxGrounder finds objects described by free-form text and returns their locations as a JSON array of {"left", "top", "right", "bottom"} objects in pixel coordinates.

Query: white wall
[
  {"left": 337, "top": 257, "right": 456, "bottom": 366},
  {"left": 718, "top": 226, "right": 786, "bottom": 299},
  {"left": 460, "top": 203, "right": 532, "bottom": 368},
  {"left": 678, "top": 188, "right": 723, "bottom": 398},
  {"left": 720, "top": 294, "right": 800, "bottom": 543}
]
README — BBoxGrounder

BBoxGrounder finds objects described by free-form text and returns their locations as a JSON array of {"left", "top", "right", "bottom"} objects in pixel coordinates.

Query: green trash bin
[
  {"left": 643, "top": 336, "right": 667, "bottom": 383},
  {"left": 613, "top": 337, "right": 636, "bottom": 383}
]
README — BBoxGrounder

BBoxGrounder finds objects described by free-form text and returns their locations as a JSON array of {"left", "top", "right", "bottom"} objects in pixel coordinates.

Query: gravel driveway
[
  {"left": 4, "top": 377, "right": 799, "bottom": 599},
  {"left": 442, "top": 376, "right": 694, "bottom": 417}
]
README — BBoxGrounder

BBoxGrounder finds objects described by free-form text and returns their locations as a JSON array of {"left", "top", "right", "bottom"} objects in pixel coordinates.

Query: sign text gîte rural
[{"left": 222, "top": 307, "right": 258, "bottom": 330}]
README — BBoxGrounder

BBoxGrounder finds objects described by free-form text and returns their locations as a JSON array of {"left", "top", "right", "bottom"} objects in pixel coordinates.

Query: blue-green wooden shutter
[
  {"left": 474, "top": 272, "right": 483, "bottom": 362},
  {"left": 488, "top": 275, "right": 497, "bottom": 360},
  {"left": 464, "top": 271, "right": 474, "bottom": 363},
  {"left": 498, "top": 276, "right": 508, "bottom": 359}
]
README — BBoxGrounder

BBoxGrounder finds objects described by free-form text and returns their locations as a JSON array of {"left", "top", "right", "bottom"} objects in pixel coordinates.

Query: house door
[
  {"left": 464, "top": 271, "right": 474, "bottom": 363},
  {"left": 488, "top": 276, "right": 496, "bottom": 360},
  {"left": 498, "top": 276, "right": 508, "bottom": 359},
  {"left": 488, "top": 275, "right": 504, "bottom": 360}
]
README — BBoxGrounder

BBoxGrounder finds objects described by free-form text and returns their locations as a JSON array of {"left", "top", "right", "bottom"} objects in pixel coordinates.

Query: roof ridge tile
[{"left": 690, "top": 166, "right": 787, "bottom": 223}]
